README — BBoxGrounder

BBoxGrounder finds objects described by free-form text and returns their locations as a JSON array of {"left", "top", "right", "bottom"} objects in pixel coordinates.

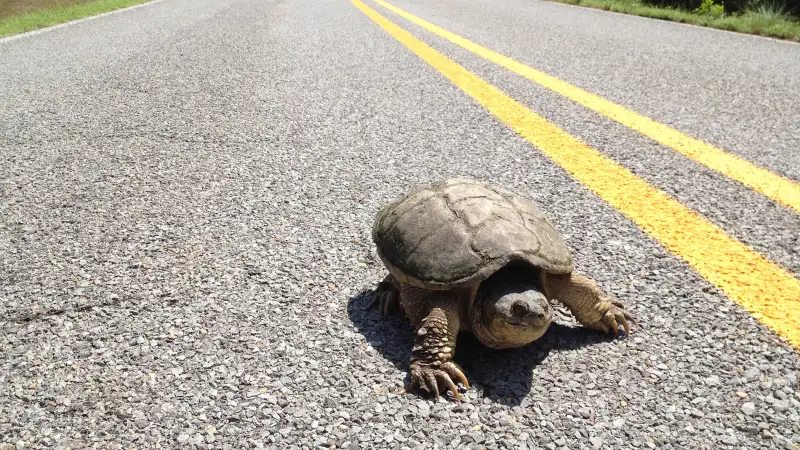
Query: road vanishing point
[{"left": 1, "top": 0, "right": 799, "bottom": 448}]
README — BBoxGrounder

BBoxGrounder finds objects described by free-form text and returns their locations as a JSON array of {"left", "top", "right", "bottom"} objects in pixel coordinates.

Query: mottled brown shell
[{"left": 372, "top": 178, "right": 574, "bottom": 290}]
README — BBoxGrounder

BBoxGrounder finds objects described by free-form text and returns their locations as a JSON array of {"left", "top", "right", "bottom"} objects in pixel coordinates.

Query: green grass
[
  {"left": 0, "top": 0, "right": 152, "bottom": 38},
  {"left": 548, "top": 0, "right": 800, "bottom": 41}
]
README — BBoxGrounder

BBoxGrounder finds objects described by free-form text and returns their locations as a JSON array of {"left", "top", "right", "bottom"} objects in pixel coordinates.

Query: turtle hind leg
[
  {"left": 370, "top": 273, "right": 402, "bottom": 316},
  {"left": 545, "top": 272, "right": 637, "bottom": 336}
]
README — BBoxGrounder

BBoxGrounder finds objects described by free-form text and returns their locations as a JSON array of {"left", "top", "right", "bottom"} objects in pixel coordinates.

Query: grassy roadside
[
  {"left": 548, "top": 0, "right": 800, "bottom": 42},
  {"left": 0, "top": 0, "right": 153, "bottom": 38}
]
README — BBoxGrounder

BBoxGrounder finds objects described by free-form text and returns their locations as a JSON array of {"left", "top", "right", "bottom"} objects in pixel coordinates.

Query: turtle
[{"left": 370, "top": 178, "right": 636, "bottom": 400}]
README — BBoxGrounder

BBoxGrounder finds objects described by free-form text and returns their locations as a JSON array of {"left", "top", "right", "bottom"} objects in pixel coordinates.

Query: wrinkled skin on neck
[{"left": 469, "top": 266, "right": 553, "bottom": 349}]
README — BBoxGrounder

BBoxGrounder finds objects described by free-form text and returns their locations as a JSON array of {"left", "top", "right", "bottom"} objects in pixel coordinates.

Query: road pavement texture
[{"left": 1, "top": 0, "right": 799, "bottom": 448}]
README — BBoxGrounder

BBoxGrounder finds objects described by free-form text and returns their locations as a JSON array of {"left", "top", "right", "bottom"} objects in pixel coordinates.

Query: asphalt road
[{"left": 1, "top": 0, "right": 799, "bottom": 448}]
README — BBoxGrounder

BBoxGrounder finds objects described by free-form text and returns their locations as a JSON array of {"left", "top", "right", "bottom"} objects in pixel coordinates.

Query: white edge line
[
  {"left": 545, "top": 0, "right": 800, "bottom": 46},
  {"left": 0, "top": 0, "right": 166, "bottom": 44}
]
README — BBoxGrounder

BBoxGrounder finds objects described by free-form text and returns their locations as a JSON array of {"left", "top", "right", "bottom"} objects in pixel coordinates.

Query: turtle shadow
[{"left": 346, "top": 288, "right": 616, "bottom": 406}]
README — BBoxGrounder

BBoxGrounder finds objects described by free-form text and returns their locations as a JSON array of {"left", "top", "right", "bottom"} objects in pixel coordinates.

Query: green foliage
[
  {"left": 643, "top": 0, "right": 798, "bottom": 16},
  {"left": 694, "top": 0, "right": 726, "bottom": 16},
  {"left": 0, "top": 0, "right": 150, "bottom": 37},
  {"left": 555, "top": 0, "right": 800, "bottom": 40},
  {"left": 745, "top": 0, "right": 797, "bottom": 18},
  {"left": 643, "top": 0, "right": 704, "bottom": 11}
]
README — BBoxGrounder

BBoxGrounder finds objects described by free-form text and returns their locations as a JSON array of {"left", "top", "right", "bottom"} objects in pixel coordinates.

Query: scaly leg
[
  {"left": 399, "top": 285, "right": 470, "bottom": 400},
  {"left": 545, "top": 272, "right": 637, "bottom": 336}
]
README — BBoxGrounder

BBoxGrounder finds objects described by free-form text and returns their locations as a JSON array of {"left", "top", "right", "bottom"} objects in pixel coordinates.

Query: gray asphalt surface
[{"left": 1, "top": 0, "right": 799, "bottom": 448}]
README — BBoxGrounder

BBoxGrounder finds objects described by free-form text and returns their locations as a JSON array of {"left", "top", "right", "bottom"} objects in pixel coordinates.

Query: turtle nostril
[{"left": 511, "top": 301, "right": 529, "bottom": 318}]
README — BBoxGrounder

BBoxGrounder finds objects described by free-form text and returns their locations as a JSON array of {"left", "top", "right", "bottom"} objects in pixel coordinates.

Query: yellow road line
[
  {"left": 371, "top": 0, "right": 800, "bottom": 214},
  {"left": 350, "top": 0, "right": 800, "bottom": 349}
]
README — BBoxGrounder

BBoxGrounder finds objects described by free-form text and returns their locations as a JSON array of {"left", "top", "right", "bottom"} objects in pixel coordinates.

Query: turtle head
[{"left": 471, "top": 265, "right": 552, "bottom": 349}]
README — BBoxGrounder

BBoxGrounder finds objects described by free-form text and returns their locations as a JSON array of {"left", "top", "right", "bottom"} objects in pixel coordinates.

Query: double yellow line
[
  {"left": 372, "top": 0, "right": 800, "bottom": 215},
  {"left": 351, "top": 0, "right": 800, "bottom": 349}
]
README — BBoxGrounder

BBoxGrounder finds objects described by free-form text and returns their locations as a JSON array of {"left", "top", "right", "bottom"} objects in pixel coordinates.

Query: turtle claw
[
  {"left": 601, "top": 301, "right": 636, "bottom": 337},
  {"left": 409, "top": 361, "right": 469, "bottom": 401},
  {"left": 445, "top": 362, "right": 469, "bottom": 389}
]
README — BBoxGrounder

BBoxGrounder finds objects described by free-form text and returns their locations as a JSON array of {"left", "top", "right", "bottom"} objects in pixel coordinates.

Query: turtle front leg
[
  {"left": 545, "top": 272, "right": 637, "bottom": 336},
  {"left": 400, "top": 288, "right": 469, "bottom": 400},
  {"left": 408, "top": 305, "right": 469, "bottom": 400}
]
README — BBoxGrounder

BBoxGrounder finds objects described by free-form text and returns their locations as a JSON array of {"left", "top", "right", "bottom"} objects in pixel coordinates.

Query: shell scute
[
  {"left": 473, "top": 219, "right": 540, "bottom": 259},
  {"left": 377, "top": 195, "right": 451, "bottom": 267},
  {"left": 459, "top": 197, "right": 519, "bottom": 229},
  {"left": 444, "top": 182, "right": 504, "bottom": 204},
  {"left": 379, "top": 188, "right": 436, "bottom": 231},
  {"left": 404, "top": 221, "right": 483, "bottom": 284}
]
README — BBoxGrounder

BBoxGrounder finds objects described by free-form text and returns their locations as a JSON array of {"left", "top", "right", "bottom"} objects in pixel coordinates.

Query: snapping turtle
[{"left": 371, "top": 178, "right": 635, "bottom": 400}]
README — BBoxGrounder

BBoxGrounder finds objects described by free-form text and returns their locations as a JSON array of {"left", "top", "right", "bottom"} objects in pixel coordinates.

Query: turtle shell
[{"left": 372, "top": 178, "right": 574, "bottom": 290}]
